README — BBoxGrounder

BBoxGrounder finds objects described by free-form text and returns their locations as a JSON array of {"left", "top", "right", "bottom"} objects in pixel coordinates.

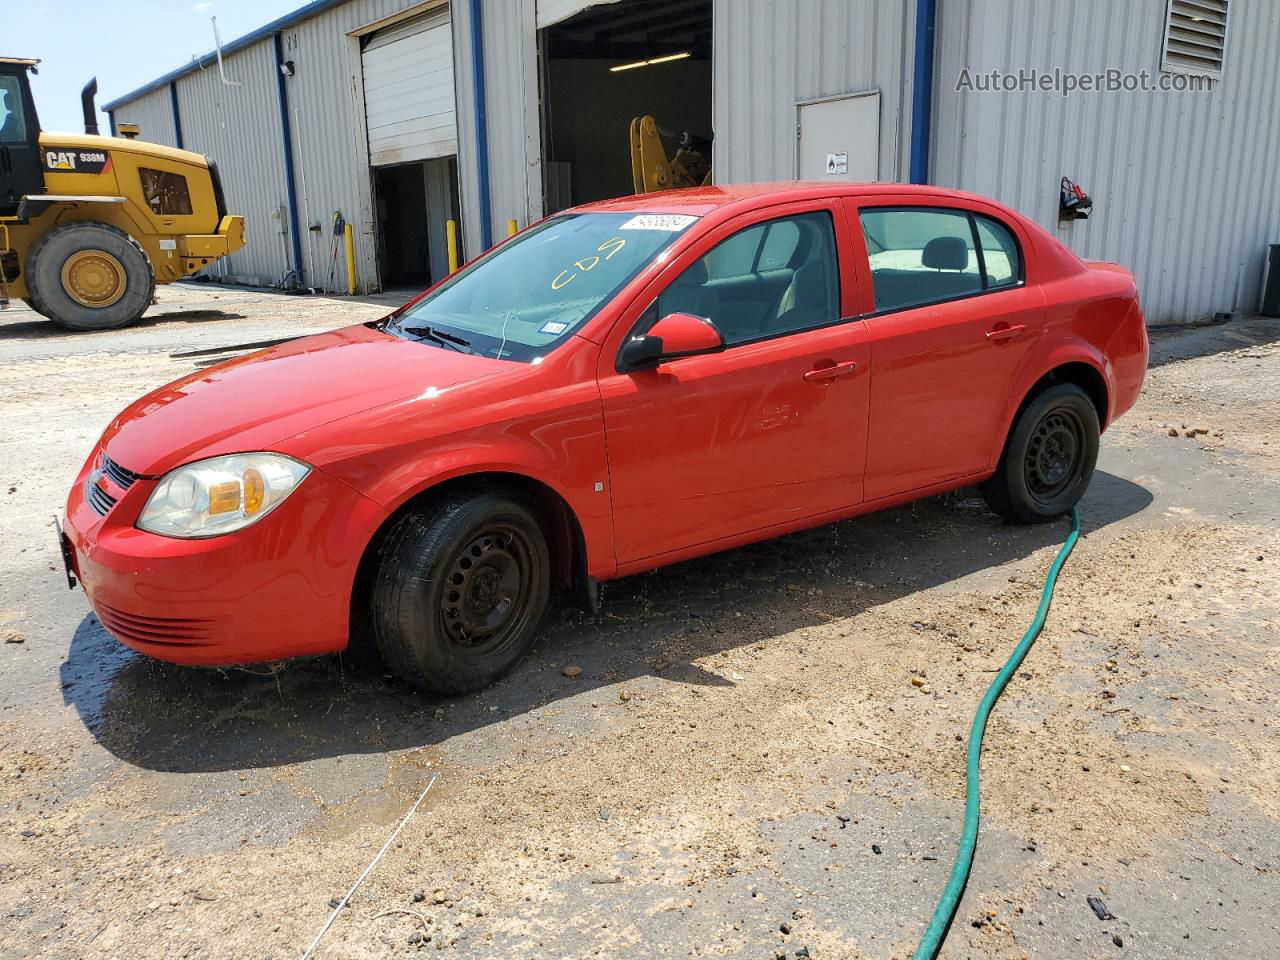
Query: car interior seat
[
  {"left": 658, "top": 259, "right": 722, "bottom": 330},
  {"left": 769, "top": 259, "right": 833, "bottom": 335}
]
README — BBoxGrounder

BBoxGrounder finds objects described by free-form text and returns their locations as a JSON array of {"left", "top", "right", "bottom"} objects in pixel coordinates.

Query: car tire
[
  {"left": 371, "top": 489, "right": 551, "bottom": 695},
  {"left": 26, "top": 222, "right": 154, "bottom": 331},
  {"left": 981, "top": 382, "right": 1100, "bottom": 524}
]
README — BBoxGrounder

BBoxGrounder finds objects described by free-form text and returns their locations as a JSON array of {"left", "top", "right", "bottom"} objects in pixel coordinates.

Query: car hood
[{"left": 101, "top": 324, "right": 508, "bottom": 476}]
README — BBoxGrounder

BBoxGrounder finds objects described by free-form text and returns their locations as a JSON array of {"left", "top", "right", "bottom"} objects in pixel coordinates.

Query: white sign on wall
[{"left": 825, "top": 153, "right": 849, "bottom": 175}]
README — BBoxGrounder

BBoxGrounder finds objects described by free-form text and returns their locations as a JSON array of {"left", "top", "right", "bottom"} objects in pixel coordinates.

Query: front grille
[
  {"left": 86, "top": 481, "right": 117, "bottom": 516},
  {"left": 96, "top": 603, "right": 218, "bottom": 648},
  {"left": 102, "top": 456, "right": 140, "bottom": 490},
  {"left": 85, "top": 453, "right": 140, "bottom": 517}
]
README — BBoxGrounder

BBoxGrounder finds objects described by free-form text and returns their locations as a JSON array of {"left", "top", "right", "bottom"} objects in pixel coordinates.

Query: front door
[
  {"left": 0, "top": 65, "right": 43, "bottom": 213},
  {"left": 598, "top": 203, "right": 870, "bottom": 566},
  {"left": 845, "top": 199, "right": 1043, "bottom": 500}
]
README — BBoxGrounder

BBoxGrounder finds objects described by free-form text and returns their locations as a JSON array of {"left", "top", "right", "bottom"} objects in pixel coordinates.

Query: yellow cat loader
[{"left": 0, "top": 58, "right": 245, "bottom": 330}]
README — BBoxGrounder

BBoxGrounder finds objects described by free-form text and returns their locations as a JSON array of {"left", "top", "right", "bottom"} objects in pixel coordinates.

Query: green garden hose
[{"left": 911, "top": 507, "right": 1081, "bottom": 960}]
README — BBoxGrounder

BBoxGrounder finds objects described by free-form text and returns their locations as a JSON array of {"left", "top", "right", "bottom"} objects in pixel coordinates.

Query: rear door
[
  {"left": 598, "top": 200, "right": 871, "bottom": 566},
  {"left": 0, "top": 64, "right": 43, "bottom": 211},
  {"left": 842, "top": 198, "right": 1044, "bottom": 500}
]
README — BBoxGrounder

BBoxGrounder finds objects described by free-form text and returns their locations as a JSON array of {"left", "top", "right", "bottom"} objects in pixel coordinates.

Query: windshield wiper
[{"left": 401, "top": 325, "right": 472, "bottom": 352}]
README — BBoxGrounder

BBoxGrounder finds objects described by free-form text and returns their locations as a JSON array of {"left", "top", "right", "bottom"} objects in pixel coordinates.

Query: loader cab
[{"left": 0, "top": 59, "right": 45, "bottom": 215}]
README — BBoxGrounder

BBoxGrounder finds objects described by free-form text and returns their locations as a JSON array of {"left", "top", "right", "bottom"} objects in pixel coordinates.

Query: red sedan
[{"left": 62, "top": 183, "right": 1147, "bottom": 693}]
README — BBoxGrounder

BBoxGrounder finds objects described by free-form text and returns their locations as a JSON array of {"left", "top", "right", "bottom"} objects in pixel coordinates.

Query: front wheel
[
  {"left": 981, "top": 383, "right": 1100, "bottom": 524},
  {"left": 26, "top": 222, "right": 155, "bottom": 331},
  {"left": 370, "top": 490, "right": 551, "bottom": 694}
]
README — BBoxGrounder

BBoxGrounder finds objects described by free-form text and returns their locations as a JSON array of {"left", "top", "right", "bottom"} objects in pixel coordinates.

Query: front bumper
[
  {"left": 176, "top": 215, "right": 247, "bottom": 273},
  {"left": 64, "top": 447, "right": 387, "bottom": 667}
]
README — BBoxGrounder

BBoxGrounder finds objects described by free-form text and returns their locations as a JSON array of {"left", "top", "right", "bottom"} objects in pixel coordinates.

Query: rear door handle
[
  {"left": 985, "top": 324, "right": 1026, "bottom": 342},
  {"left": 804, "top": 360, "right": 859, "bottom": 382}
]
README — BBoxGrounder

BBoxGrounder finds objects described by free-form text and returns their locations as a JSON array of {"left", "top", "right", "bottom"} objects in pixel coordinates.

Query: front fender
[
  {"left": 365, "top": 442, "right": 615, "bottom": 582},
  {"left": 292, "top": 372, "right": 616, "bottom": 581}
]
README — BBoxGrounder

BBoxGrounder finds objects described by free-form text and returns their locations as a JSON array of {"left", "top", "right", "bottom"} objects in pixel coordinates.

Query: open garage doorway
[
  {"left": 372, "top": 158, "right": 459, "bottom": 289},
  {"left": 360, "top": 6, "right": 461, "bottom": 290},
  {"left": 539, "top": 0, "right": 712, "bottom": 213}
]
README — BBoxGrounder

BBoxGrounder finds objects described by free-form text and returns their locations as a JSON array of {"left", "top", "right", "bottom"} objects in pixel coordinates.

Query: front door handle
[
  {"left": 985, "top": 323, "right": 1026, "bottom": 342},
  {"left": 804, "top": 360, "right": 859, "bottom": 382}
]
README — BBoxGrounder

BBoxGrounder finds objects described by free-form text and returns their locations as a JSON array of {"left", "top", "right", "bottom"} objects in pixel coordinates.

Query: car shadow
[{"left": 60, "top": 473, "right": 1152, "bottom": 774}]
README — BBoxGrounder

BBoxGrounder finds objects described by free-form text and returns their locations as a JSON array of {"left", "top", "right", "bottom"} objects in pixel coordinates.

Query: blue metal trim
[
  {"left": 107, "top": 109, "right": 116, "bottom": 137},
  {"left": 909, "top": 0, "right": 938, "bottom": 184},
  {"left": 169, "top": 82, "right": 184, "bottom": 149},
  {"left": 470, "top": 0, "right": 492, "bottom": 251},
  {"left": 273, "top": 32, "right": 305, "bottom": 283},
  {"left": 102, "top": 0, "right": 349, "bottom": 110}
]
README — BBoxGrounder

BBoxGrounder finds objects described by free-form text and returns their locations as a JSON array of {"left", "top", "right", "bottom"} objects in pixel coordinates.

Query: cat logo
[{"left": 41, "top": 148, "right": 109, "bottom": 174}]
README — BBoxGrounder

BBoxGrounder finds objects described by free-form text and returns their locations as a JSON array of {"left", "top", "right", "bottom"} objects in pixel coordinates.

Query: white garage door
[{"left": 362, "top": 10, "right": 456, "bottom": 167}]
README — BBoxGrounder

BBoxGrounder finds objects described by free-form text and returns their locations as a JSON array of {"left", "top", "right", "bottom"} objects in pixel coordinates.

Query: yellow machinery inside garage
[{"left": 538, "top": 0, "right": 712, "bottom": 212}]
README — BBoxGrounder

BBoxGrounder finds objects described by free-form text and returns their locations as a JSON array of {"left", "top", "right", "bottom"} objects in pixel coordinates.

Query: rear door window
[{"left": 858, "top": 206, "right": 1023, "bottom": 312}]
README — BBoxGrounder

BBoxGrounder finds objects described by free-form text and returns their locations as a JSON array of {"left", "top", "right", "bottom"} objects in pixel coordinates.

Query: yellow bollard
[
  {"left": 344, "top": 222, "right": 356, "bottom": 295},
  {"left": 446, "top": 219, "right": 459, "bottom": 274},
  {"left": 507, "top": 219, "right": 518, "bottom": 238}
]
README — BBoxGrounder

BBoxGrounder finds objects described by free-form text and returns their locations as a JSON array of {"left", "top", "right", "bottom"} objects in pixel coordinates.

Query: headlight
[{"left": 137, "top": 453, "right": 310, "bottom": 538}]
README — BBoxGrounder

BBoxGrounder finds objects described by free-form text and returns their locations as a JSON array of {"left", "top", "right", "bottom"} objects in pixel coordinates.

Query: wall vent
[{"left": 1162, "top": 0, "right": 1230, "bottom": 77}]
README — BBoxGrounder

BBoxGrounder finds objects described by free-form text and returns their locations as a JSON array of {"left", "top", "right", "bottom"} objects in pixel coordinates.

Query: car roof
[{"left": 570, "top": 181, "right": 1004, "bottom": 217}]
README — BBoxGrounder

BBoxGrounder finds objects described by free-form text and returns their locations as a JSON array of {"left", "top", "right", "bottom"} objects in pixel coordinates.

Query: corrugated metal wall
[
  {"left": 107, "top": 0, "right": 510, "bottom": 293},
  {"left": 112, "top": 85, "right": 177, "bottom": 147},
  {"left": 276, "top": 0, "right": 453, "bottom": 293},
  {"left": 713, "top": 0, "right": 917, "bottom": 186},
  {"left": 177, "top": 42, "right": 291, "bottom": 285},
  {"left": 932, "top": 0, "right": 1280, "bottom": 323},
  {"left": 452, "top": 0, "right": 542, "bottom": 257}
]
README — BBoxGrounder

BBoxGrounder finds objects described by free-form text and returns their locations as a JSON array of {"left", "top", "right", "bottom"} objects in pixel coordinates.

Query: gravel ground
[{"left": 0, "top": 283, "right": 1277, "bottom": 959}]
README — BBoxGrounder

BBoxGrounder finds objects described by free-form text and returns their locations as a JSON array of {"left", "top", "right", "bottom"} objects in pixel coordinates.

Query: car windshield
[{"left": 386, "top": 212, "right": 697, "bottom": 362}]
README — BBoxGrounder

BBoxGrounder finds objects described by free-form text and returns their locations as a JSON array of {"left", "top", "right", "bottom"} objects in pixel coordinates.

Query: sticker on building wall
[
  {"left": 825, "top": 153, "right": 849, "bottom": 175},
  {"left": 619, "top": 214, "right": 698, "bottom": 232}
]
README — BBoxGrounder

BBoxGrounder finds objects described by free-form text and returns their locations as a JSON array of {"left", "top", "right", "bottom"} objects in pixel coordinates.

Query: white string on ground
[{"left": 299, "top": 775, "right": 437, "bottom": 960}]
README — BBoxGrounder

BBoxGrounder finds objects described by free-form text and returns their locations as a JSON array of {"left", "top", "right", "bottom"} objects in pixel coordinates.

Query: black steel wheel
[
  {"left": 438, "top": 522, "right": 541, "bottom": 657},
  {"left": 371, "top": 489, "right": 551, "bottom": 694},
  {"left": 982, "top": 383, "right": 1100, "bottom": 524},
  {"left": 1024, "top": 407, "right": 1087, "bottom": 507}
]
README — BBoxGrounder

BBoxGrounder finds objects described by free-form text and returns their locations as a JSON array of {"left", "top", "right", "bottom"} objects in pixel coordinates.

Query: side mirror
[{"left": 618, "top": 312, "right": 724, "bottom": 372}]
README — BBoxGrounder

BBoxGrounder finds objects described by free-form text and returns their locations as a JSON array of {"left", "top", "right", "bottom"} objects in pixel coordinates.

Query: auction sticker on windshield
[{"left": 619, "top": 214, "right": 698, "bottom": 231}]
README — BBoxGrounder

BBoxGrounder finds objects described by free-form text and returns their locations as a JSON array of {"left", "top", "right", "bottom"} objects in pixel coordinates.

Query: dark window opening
[{"left": 139, "top": 167, "right": 193, "bottom": 215}]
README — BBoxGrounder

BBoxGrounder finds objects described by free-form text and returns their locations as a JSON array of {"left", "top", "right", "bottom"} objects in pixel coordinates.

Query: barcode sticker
[{"left": 618, "top": 214, "right": 698, "bottom": 232}]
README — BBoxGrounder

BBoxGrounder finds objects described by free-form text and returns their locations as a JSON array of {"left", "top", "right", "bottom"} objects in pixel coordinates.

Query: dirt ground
[{"left": 0, "top": 283, "right": 1277, "bottom": 960}]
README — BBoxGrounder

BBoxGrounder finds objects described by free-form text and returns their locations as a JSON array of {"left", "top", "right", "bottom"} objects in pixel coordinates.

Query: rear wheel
[
  {"left": 26, "top": 222, "right": 154, "bottom": 331},
  {"left": 371, "top": 490, "right": 551, "bottom": 694},
  {"left": 981, "top": 383, "right": 1099, "bottom": 524}
]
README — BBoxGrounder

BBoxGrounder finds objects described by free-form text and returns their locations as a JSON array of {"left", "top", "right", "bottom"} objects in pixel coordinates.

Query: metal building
[{"left": 104, "top": 0, "right": 1279, "bottom": 323}]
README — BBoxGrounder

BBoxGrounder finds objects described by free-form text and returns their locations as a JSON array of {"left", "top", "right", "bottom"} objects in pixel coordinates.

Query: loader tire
[{"left": 26, "top": 222, "right": 154, "bottom": 331}]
